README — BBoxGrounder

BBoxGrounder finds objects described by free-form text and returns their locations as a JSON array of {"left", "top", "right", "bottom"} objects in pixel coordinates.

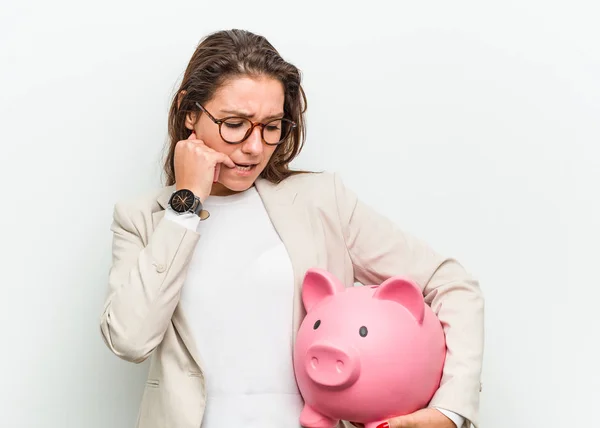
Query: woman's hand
[
  {"left": 351, "top": 408, "right": 456, "bottom": 428},
  {"left": 173, "top": 132, "right": 235, "bottom": 201}
]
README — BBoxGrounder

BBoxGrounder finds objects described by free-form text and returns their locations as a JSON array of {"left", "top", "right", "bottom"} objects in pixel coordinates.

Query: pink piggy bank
[{"left": 293, "top": 268, "right": 446, "bottom": 428}]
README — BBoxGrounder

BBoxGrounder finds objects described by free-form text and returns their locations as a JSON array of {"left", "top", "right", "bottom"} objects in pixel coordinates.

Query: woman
[{"left": 100, "top": 29, "right": 484, "bottom": 428}]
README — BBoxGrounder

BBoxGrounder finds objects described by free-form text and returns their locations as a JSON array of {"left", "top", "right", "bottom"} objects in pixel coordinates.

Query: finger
[
  {"left": 387, "top": 416, "right": 413, "bottom": 428},
  {"left": 213, "top": 164, "right": 220, "bottom": 183},
  {"left": 215, "top": 153, "right": 236, "bottom": 169},
  {"left": 386, "top": 418, "right": 401, "bottom": 428}
]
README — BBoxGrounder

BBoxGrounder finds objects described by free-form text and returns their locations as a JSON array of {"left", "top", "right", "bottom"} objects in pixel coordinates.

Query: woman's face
[{"left": 185, "top": 75, "right": 285, "bottom": 196}]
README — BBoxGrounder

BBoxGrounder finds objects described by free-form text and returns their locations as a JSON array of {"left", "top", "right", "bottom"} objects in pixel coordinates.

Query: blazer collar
[{"left": 255, "top": 176, "right": 314, "bottom": 348}]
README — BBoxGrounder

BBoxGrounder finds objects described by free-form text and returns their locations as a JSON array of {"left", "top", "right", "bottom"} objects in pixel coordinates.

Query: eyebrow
[{"left": 220, "top": 109, "right": 285, "bottom": 121}]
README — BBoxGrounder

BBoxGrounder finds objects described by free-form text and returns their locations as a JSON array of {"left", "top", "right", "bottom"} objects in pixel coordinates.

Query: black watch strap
[{"left": 192, "top": 197, "right": 211, "bottom": 220}]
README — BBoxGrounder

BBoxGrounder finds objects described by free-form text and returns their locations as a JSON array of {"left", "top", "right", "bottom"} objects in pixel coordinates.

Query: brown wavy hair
[{"left": 163, "top": 29, "right": 309, "bottom": 186}]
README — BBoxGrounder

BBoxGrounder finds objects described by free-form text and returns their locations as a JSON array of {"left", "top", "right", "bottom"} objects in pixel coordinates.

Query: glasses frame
[{"left": 195, "top": 102, "right": 297, "bottom": 146}]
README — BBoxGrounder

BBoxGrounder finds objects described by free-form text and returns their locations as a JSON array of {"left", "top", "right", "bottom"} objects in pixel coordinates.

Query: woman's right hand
[{"left": 173, "top": 132, "right": 235, "bottom": 201}]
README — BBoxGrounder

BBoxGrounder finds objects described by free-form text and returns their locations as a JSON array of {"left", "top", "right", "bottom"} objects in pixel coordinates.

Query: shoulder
[
  {"left": 270, "top": 170, "right": 356, "bottom": 209},
  {"left": 273, "top": 170, "right": 346, "bottom": 193}
]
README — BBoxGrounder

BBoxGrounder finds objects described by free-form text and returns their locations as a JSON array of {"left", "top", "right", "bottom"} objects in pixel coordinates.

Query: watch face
[{"left": 170, "top": 189, "right": 195, "bottom": 213}]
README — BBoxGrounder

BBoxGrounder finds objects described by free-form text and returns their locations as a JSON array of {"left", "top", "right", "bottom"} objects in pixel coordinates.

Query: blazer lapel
[{"left": 255, "top": 177, "right": 320, "bottom": 347}]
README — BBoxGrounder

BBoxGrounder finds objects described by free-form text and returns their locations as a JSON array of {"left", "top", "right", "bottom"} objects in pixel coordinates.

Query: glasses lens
[
  {"left": 221, "top": 118, "right": 252, "bottom": 143},
  {"left": 263, "top": 119, "right": 294, "bottom": 145}
]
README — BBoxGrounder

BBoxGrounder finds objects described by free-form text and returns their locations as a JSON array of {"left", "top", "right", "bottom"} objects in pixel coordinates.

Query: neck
[{"left": 210, "top": 182, "right": 254, "bottom": 196}]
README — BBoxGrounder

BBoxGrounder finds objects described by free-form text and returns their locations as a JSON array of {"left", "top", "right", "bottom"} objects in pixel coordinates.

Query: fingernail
[{"left": 376, "top": 423, "right": 390, "bottom": 428}]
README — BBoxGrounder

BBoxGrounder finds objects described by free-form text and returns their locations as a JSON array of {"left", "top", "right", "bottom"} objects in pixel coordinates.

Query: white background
[{"left": 1, "top": 1, "right": 599, "bottom": 427}]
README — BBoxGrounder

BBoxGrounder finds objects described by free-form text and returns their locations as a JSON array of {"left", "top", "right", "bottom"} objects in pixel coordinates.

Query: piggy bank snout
[{"left": 305, "top": 342, "right": 361, "bottom": 388}]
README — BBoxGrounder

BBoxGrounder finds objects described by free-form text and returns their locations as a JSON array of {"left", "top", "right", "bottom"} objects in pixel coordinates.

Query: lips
[
  {"left": 233, "top": 161, "right": 258, "bottom": 171},
  {"left": 232, "top": 162, "right": 257, "bottom": 172}
]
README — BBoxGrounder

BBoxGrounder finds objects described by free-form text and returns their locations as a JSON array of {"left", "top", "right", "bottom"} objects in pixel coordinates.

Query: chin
[
  {"left": 220, "top": 172, "right": 261, "bottom": 192},
  {"left": 222, "top": 181, "right": 253, "bottom": 192}
]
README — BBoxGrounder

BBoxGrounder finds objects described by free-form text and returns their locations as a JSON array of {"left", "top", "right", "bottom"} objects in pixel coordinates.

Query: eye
[
  {"left": 313, "top": 320, "right": 321, "bottom": 330},
  {"left": 359, "top": 326, "right": 368, "bottom": 337},
  {"left": 224, "top": 121, "right": 244, "bottom": 129}
]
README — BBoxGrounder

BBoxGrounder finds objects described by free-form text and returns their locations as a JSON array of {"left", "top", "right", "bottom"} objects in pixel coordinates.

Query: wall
[{"left": 1, "top": 1, "right": 598, "bottom": 427}]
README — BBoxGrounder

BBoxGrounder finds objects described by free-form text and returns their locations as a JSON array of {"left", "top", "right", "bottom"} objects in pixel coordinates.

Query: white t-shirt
[{"left": 165, "top": 186, "right": 304, "bottom": 428}]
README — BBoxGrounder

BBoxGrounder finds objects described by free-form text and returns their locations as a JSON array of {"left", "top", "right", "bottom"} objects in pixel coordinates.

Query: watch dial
[{"left": 171, "top": 189, "right": 194, "bottom": 212}]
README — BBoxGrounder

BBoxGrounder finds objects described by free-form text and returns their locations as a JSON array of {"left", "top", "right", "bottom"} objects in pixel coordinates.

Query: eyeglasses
[{"left": 195, "top": 102, "right": 296, "bottom": 146}]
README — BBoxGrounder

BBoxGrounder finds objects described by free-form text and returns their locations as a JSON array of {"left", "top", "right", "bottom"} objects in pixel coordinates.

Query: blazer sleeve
[
  {"left": 99, "top": 202, "right": 201, "bottom": 363},
  {"left": 332, "top": 173, "right": 484, "bottom": 428}
]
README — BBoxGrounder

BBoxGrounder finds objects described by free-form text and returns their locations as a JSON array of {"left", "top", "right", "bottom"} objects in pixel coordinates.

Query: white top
[
  {"left": 165, "top": 187, "right": 304, "bottom": 428},
  {"left": 164, "top": 186, "right": 463, "bottom": 428}
]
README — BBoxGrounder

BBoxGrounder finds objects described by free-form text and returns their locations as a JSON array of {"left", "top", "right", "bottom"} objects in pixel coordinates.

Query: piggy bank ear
[
  {"left": 373, "top": 277, "right": 425, "bottom": 324},
  {"left": 302, "top": 268, "right": 344, "bottom": 312}
]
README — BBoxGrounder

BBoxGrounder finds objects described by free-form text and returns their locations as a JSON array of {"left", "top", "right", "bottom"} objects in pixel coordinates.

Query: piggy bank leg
[
  {"left": 365, "top": 421, "right": 390, "bottom": 428},
  {"left": 299, "top": 404, "right": 338, "bottom": 428}
]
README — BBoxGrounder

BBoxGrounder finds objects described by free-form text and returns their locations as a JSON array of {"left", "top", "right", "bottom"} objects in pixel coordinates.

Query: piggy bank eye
[
  {"left": 359, "top": 326, "right": 368, "bottom": 337},
  {"left": 313, "top": 320, "right": 321, "bottom": 330}
]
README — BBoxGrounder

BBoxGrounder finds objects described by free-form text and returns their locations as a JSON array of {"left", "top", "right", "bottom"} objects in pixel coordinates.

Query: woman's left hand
[{"left": 351, "top": 408, "right": 456, "bottom": 428}]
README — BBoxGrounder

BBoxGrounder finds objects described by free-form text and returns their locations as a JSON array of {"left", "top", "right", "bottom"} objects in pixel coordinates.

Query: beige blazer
[{"left": 100, "top": 171, "right": 484, "bottom": 428}]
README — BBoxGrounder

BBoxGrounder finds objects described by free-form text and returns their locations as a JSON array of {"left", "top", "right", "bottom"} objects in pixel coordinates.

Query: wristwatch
[{"left": 168, "top": 189, "right": 210, "bottom": 220}]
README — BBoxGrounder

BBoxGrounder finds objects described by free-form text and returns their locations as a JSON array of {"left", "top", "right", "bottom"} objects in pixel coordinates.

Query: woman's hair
[{"left": 163, "top": 29, "right": 308, "bottom": 186}]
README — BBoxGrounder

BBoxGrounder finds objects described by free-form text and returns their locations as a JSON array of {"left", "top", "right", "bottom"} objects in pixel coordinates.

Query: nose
[
  {"left": 304, "top": 341, "right": 361, "bottom": 389},
  {"left": 241, "top": 126, "right": 264, "bottom": 155}
]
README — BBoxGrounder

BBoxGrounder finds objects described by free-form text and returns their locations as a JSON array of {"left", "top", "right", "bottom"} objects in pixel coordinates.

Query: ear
[
  {"left": 302, "top": 268, "right": 344, "bottom": 312},
  {"left": 373, "top": 277, "right": 425, "bottom": 324},
  {"left": 184, "top": 112, "right": 196, "bottom": 131},
  {"left": 177, "top": 90, "right": 197, "bottom": 131}
]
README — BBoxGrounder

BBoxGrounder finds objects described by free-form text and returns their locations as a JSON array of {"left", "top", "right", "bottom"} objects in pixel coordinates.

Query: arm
[
  {"left": 333, "top": 173, "right": 484, "bottom": 428},
  {"left": 99, "top": 203, "right": 201, "bottom": 363}
]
